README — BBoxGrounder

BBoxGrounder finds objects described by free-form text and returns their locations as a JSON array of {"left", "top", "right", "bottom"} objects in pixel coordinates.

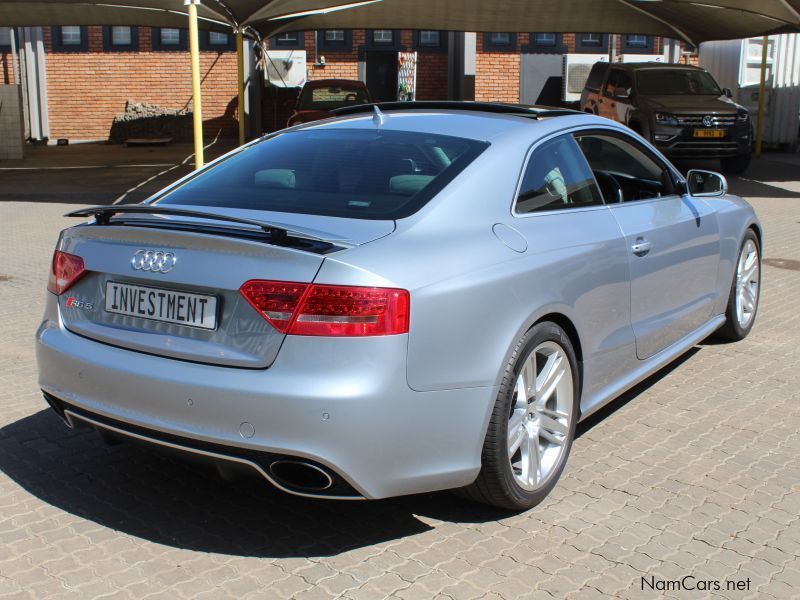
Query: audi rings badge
[{"left": 131, "top": 250, "right": 177, "bottom": 273}]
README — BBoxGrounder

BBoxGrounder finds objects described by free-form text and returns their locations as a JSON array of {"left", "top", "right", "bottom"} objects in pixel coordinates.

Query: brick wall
[
  {"left": 306, "top": 30, "right": 363, "bottom": 81},
  {"left": 1, "top": 51, "right": 15, "bottom": 84},
  {"left": 475, "top": 33, "right": 527, "bottom": 103},
  {"left": 43, "top": 27, "right": 238, "bottom": 141}
]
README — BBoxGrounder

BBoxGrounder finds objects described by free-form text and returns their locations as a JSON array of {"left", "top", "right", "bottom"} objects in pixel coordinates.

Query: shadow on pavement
[
  {"left": 0, "top": 345, "right": 706, "bottom": 557},
  {"left": 576, "top": 347, "right": 700, "bottom": 439},
  {"left": 0, "top": 408, "right": 511, "bottom": 558}
]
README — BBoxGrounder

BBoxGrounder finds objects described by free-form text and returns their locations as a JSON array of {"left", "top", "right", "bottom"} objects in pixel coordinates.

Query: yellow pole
[
  {"left": 187, "top": 0, "right": 204, "bottom": 168},
  {"left": 236, "top": 30, "right": 245, "bottom": 146},
  {"left": 755, "top": 35, "right": 769, "bottom": 158}
]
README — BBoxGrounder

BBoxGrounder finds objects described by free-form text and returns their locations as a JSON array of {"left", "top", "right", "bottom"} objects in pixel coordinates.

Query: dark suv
[{"left": 580, "top": 62, "right": 753, "bottom": 174}]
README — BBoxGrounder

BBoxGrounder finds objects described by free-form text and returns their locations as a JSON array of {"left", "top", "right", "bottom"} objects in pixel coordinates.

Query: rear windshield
[
  {"left": 157, "top": 129, "right": 489, "bottom": 220},
  {"left": 298, "top": 85, "right": 370, "bottom": 111},
  {"left": 636, "top": 69, "right": 722, "bottom": 95}
]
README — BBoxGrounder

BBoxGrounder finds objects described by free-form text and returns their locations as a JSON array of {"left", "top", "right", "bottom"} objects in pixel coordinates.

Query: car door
[
  {"left": 575, "top": 131, "right": 721, "bottom": 360},
  {"left": 509, "top": 133, "right": 635, "bottom": 400}
]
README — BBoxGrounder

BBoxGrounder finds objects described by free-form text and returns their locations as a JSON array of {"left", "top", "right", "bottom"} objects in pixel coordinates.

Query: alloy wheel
[
  {"left": 735, "top": 238, "right": 760, "bottom": 328},
  {"left": 507, "top": 341, "right": 574, "bottom": 491}
]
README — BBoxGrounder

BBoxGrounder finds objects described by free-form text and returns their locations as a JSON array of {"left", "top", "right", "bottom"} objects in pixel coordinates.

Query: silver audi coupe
[{"left": 36, "top": 102, "right": 761, "bottom": 510}]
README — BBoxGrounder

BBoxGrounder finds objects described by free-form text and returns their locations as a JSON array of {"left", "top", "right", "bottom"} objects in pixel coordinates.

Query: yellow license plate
[{"left": 694, "top": 129, "right": 726, "bottom": 138}]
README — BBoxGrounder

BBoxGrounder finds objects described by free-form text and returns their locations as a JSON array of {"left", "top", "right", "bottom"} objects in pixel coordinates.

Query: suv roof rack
[{"left": 331, "top": 101, "right": 579, "bottom": 119}]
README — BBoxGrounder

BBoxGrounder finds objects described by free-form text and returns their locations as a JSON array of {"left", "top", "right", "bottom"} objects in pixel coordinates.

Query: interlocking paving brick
[{"left": 2, "top": 158, "right": 800, "bottom": 599}]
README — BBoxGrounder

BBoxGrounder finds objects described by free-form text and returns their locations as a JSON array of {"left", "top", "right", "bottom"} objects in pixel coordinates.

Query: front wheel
[
  {"left": 460, "top": 322, "right": 579, "bottom": 510},
  {"left": 715, "top": 230, "right": 761, "bottom": 341}
]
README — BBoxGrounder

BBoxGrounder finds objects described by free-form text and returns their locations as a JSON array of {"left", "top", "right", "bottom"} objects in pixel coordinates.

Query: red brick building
[{"left": 1, "top": 25, "right": 685, "bottom": 144}]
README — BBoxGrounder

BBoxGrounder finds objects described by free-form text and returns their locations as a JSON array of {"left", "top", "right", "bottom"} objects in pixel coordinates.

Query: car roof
[
  {"left": 291, "top": 101, "right": 610, "bottom": 143},
  {"left": 616, "top": 62, "right": 707, "bottom": 72}
]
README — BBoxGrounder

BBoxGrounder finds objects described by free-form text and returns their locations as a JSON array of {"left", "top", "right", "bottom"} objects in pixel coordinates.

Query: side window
[
  {"left": 575, "top": 133, "right": 675, "bottom": 202},
  {"left": 603, "top": 69, "right": 622, "bottom": 98},
  {"left": 515, "top": 135, "right": 603, "bottom": 214}
]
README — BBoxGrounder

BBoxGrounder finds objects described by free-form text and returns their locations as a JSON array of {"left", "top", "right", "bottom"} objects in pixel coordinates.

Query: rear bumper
[{"left": 35, "top": 299, "right": 495, "bottom": 499}]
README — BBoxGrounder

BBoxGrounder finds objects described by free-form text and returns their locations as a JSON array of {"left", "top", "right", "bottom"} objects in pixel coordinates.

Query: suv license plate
[
  {"left": 694, "top": 129, "right": 726, "bottom": 138},
  {"left": 105, "top": 281, "right": 218, "bottom": 330}
]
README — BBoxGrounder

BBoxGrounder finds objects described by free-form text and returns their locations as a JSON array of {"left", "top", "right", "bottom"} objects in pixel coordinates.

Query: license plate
[
  {"left": 105, "top": 281, "right": 218, "bottom": 330},
  {"left": 694, "top": 129, "right": 726, "bottom": 138}
]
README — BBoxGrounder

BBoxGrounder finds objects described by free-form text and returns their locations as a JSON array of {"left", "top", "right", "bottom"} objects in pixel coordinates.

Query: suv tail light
[
  {"left": 240, "top": 280, "right": 410, "bottom": 337},
  {"left": 47, "top": 251, "right": 86, "bottom": 295}
]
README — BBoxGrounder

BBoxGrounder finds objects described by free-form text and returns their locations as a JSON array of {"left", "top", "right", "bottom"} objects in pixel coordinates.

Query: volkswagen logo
[
  {"left": 131, "top": 249, "right": 177, "bottom": 273},
  {"left": 702, "top": 115, "right": 714, "bottom": 127}
]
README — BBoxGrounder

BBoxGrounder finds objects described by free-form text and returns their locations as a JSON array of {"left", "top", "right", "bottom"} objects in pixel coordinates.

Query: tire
[
  {"left": 460, "top": 322, "right": 580, "bottom": 511},
  {"left": 721, "top": 153, "right": 751, "bottom": 175},
  {"left": 714, "top": 229, "right": 761, "bottom": 341}
]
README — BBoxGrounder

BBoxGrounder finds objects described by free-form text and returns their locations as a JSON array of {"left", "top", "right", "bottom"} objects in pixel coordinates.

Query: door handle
[{"left": 631, "top": 238, "right": 652, "bottom": 257}]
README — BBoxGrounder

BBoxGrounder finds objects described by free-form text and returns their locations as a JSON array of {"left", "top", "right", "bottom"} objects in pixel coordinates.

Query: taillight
[
  {"left": 239, "top": 280, "right": 308, "bottom": 332},
  {"left": 239, "top": 280, "right": 409, "bottom": 337},
  {"left": 47, "top": 250, "right": 86, "bottom": 295}
]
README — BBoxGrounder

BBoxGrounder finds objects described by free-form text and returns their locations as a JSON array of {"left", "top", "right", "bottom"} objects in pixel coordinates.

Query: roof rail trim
[{"left": 331, "top": 101, "right": 580, "bottom": 119}]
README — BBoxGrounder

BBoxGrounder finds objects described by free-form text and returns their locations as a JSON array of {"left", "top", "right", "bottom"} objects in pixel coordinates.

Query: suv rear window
[
  {"left": 158, "top": 129, "right": 489, "bottom": 220},
  {"left": 298, "top": 85, "right": 370, "bottom": 110}
]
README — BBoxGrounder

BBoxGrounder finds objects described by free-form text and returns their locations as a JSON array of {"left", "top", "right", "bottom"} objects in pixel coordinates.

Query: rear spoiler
[{"left": 66, "top": 205, "right": 333, "bottom": 246}]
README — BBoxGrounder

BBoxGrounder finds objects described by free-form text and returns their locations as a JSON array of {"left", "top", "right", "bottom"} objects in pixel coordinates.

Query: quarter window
[
  {"left": 575, "top": 133, "right": 673, "bottom": 202},
  {"left": 515, "top": 135, "right": 603, "bottom": 214},
  {"left": 603, "top": 69, "right": 633, "bottom": 98}
]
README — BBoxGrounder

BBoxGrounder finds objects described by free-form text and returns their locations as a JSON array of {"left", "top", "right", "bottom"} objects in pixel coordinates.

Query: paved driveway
[{"left": 0, "top": 156, "right": 798, "bottom": 599}]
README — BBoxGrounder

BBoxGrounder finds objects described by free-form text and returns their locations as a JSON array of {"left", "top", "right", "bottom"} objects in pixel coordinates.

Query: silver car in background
[{"left": 36, "top": 102, "right": 761, "bottom": 510}]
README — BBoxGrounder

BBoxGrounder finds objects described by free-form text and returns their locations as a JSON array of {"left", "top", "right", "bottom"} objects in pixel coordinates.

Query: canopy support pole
[
  {"left": 186, "top": 0, "right": 204, "bottom": 168},
  {"left": 236, "top": 29, "right": 245, "bottom": 146},
  {"left": 755, "top": 35, "right": 769, "bottom": 158}
]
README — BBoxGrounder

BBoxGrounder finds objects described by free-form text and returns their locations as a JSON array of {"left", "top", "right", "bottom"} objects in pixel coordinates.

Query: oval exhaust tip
[{"left": 269, "top": 460, "right": 334, "bottom": 492}]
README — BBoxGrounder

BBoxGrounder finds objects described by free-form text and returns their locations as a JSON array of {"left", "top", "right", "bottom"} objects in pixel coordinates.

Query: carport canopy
[{"left": 2, "top": 0, "right": 799, "bottom": 164}]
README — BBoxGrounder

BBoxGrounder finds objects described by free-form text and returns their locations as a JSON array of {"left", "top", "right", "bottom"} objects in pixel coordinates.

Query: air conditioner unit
[
  {"left": 620, "top": 54, "right": 665, "bottom": 63},
  {"left": 563, "top": 54, "right": 608, "bottom": 102},
  {"left": 264, "top": 50, "right": 307, "bottom": 88}
]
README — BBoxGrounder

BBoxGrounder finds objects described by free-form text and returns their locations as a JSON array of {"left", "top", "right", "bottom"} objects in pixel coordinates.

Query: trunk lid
[{"left": 57, "top": 209, "right": 394, "bottom": 368}]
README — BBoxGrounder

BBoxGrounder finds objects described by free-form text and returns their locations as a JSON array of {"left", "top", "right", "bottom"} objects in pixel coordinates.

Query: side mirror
[
  {"left": 722, "top": 87, "right": 733, "bottom": 98},
  {"left": 614, "top": 88, "right": 631, "bottom": 100},
  {"left": 686, "top": 169, "right": 728, "bottom": 197}
]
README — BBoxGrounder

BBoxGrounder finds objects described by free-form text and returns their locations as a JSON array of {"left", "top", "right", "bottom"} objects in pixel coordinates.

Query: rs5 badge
[{"left": 66, "top": 296, "right": 94, "bottom": 311}]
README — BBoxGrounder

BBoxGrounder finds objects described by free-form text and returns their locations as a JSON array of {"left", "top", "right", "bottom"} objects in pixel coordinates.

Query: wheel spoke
[
  {"left": 523, "top": 424, "right": 540, "bottom": 486},
  {"left": 742, "top": 285, "right": 756, "bottom": 310},
  {"left": 537, "top": 414, "right": 568, "bottom": 444},
  {"left": 743, "top": 250, "right": 757, "bottom": 272},
  {"left": 535, "top": 353, "right": 565, "bottom": 406},
  {"left": 538, "top": 406, "right": 569, "bottom": 419},
  {"left": 742, "top": 263, "right": 758, "bottom": 283},
  {"left": 507, "top": 411, "right": 526, "bottom": 456}
]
